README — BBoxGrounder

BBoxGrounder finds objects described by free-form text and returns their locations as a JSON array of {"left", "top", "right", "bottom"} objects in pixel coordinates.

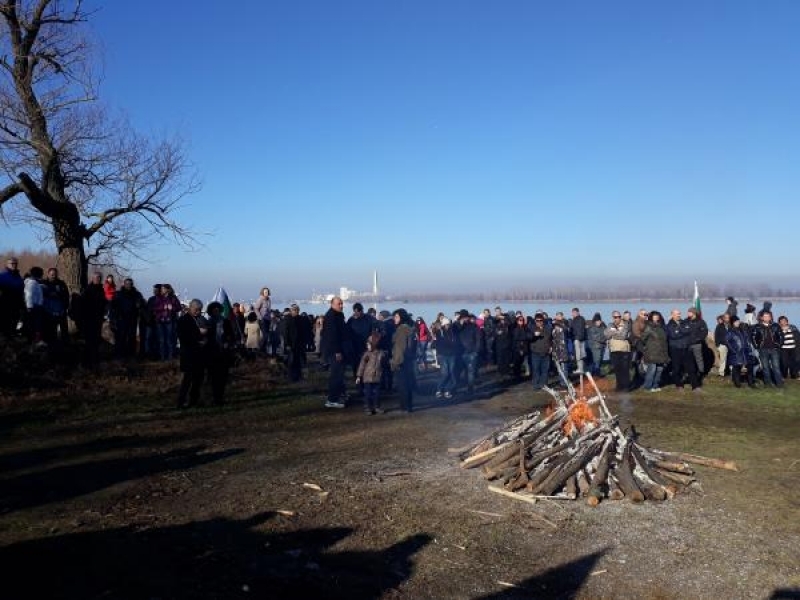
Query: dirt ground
[{"left": 1, "top": 355, "right": 800, "bottom": 600}]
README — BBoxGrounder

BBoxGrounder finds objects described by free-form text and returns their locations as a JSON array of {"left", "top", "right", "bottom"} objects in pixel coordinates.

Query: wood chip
[
  {"left": 465, "top": 509, "right": 506, "bottom": 518},
  {"left": 276, "top": 510, "right": 295, "bottom": 517},
  {"left": 590, "top": 569, "right": 608, "bottom": 576},
  {"left": 303, "top": 483, "right": 323, "bottom": 492}
]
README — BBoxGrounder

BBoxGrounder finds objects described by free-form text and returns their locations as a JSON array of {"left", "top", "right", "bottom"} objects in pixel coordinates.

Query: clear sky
[{"left": 3, "top": 1, "right": 800, "bottom": 301}]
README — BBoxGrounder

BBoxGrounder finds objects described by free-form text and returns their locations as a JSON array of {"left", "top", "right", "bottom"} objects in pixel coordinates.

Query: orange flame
[{"left": 563, "top": 398, "right": 598, "bottom": 436}]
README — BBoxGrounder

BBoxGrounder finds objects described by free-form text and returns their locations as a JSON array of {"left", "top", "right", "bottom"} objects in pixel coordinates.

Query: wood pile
[{"left": 453, "top": 369, "right": 738, "bottom": 506}]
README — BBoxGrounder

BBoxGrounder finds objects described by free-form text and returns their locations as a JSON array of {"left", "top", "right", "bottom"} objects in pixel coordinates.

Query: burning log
[{"left": 455, "top": 380, "right": 736, "bottom": 507}]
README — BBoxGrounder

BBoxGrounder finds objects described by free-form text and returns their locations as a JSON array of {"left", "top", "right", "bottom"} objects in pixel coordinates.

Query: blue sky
[{"left": 3, "top": 1, "right": 800, "bottom": 300}]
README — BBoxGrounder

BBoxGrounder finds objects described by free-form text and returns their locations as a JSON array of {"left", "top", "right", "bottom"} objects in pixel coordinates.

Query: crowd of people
[{"left": 3, "top": 256, "right": 799, "bottom": 411}]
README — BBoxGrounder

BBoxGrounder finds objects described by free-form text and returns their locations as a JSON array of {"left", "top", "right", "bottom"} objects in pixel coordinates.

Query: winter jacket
[
  {"left": 751, "top": 322, "right": 782, "bottom": 350},
  {"left": 177, "top": 312, "right": 207, "bottom": 372},
  {"left": 456, "top": 321, "right": 481, "bottom": 354},
  {"left": 530, "top": 323, "right": 552, "bottom": 355},
  {"left": 254, "top": 296, "right": 271, "bottom": 321},
  {"left": 686, "top": 317, "right": 708, "bottom": 345},
  {"left": 605, "top": 321, "right": 631, "bottom": 353},
  {"left": 41, "top": 278, "right": 69, "bottom": 317},
  {"left": 725, "top": 300, "right": 738, "bottom": 318},
  {"left": 320, "top": 308, "right": 350, "bottom": 360},
  {"left": 24, "top": 277, "right": 43, "bottom": 309},
  {"left": 391, "top": 323, "right": 414, "bottom": 371},
  {"left": 570, "top": 315, "right": 586, "bottom": 342},
  {"left": 587, "top": 323, "right": 606, "bottom": 347},
  {"left": 511, "top": 324, "right": 531, "bottom": 357},
  {"left": 640, "top": 323, "right": 670, "bottom": 364},
  {"left": 357, "top": 349, "right": 386, "bottom": 383},
  {"left": 434, "top": 325, "right": 462, "bottom": 357},
  {"left": 714, "top": 323, "right": 729, "bottom": 346},
  {"left": 665, "top": 318, "right": 691, "bottom": 350},
  {"left": 551, "top": 323, "right": 570, "bottom": 362},
  {"left": 244, "top": 320, "right": 262, "bottom": 349},
  {"left": 111, "top": 287, "right": 144, "bottom": 323},
  {"left": 726, "top": 328, "right": 755, "bottom": 366},
  {"left": 347, "top": 313, "right": 374, "bottom": 352}
]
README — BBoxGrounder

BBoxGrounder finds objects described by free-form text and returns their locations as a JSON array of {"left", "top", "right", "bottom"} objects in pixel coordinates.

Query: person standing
[
  {"left": 206, "top": 301, "right": 235, "bottom": 404},
  {"left": 586, "top": 313, "right": 607, "bottom": 376},
  {"left": 177, "top": 299, "right": 208, "bottom": 408},
  {"left": 283, "top": 304, "right": 307, "bottom": 382},
  {"left": 605, "top": 311, "right": 632, "bottom": 392},
  {"left": 714, "top": 314, "right": 731, "bottom": 377},
  {"left": 110, "top": 278, "right": 144, "bottom": 359},
  {"left": 640, "top": 311, "right": 669, "bottom": 392},
  {"left": 41, "top": 267, "right": 70, "bottom": 345},
  {"left": 570, "top": 307, "right": 587, "bottom": 374},
  {"left": 320, "top": 296, "right": 350, "bottom": 408},
  {"left": 23, "top": 266, "right": 44, "bottom": 343},
  {"left": 356, "top": 333, "right": 386, "bottom": 414},
  {"left": 254, "top": 287, "right": 272, "bottom": 355},
  {"left": 686, "top": 307, "right": 709, "bottom": 381},
  {"left": 529, "top": 313, "right": 552, "bottom": 390},
  {"left": 751, "top": 310, "right": 784, "bottom": 388},
  {"left": 666, "top": 309, "right": 699, "bottom": 391},
  {"left": 455, "top": 310, "right": 481, "bottom": 394},
  {"left": 80, "top": 272, "right": 107, "bottom": 367},
  {"left": 777, "top": 316, "right": 800, "bottom": 380},
  {"left": 347, "top": 303, "right": 373, "bottom": 392},
  {"left": 726, "top": 317, "right": 757, "bottom": 388},
  {"left": 434, "top": 317, "right": 461, "bottom": 399},
  {"left": 0, "top": 256, "right": 24, "bottom": 337},
  {"left": 391, "top": 308, "right": 416, "bottom": 412}
]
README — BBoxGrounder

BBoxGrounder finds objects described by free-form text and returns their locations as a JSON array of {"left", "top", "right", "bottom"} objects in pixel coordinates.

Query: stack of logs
[{"left": 455, "top": 373, "right": 737, "bottom": 506}]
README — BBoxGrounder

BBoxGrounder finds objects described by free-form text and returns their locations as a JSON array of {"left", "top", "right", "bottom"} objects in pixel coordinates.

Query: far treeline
[{"left": 384, "top": 284, "right": 800, "bottom": 304}]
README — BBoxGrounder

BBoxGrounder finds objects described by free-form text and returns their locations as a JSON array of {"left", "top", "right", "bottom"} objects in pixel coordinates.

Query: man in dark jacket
[
  {"left": 686, "top": 307, "right": 709, "bottom": 381},
  {"left": 320, "top": 296, "right": 350, "bottom": 407},
  {"left": 666, "top": 309, "right": 699, "bottom": 391},
  {"left": 283, "top": 304, "right": 307, "bottom": 382},
  {"left": 347, "top": 302, "right": 373, "bottom": 394},
  {"left": 570, "top": 307, "right": 587, "bottom": 374},
  {"left": 177, "top": 299, "right": 207, "bottom": 408},
  {"left": 110, "top": 278, "right": 144, "bottom": 359},
  {"left": 80, "top": 272, "right": 107, "bottom": 366},
  {"left": 529, "top": 313, "right": 552, "bottom": 390},
  {"left": 434, "top": 317, "right": 462, "bottom": 399},
  {"left": 41, "top": 267, "right": 70, "bottom": 344},
  {"left": 0, "top": 256, "right": 24, "bottom": 337},
  {"left": 456, "top": 310, "right": 481, "bottom": 393},
  {"left": 751, "top": 310, "right": 784, "bottom": 387}
]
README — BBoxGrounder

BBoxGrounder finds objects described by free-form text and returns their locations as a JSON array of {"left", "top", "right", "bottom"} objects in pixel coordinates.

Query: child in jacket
[{"left": 356, "top": 333, "right": 386, "bottom": 415}]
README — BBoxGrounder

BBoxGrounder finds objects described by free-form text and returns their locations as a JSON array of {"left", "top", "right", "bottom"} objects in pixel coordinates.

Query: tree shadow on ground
[
  {"left": 0, "top": 433, "right": 183, "bottom": 474},
  {"left": 474, "top": 548, "right": 607, "bottom": 599},
  {"left": 0, "top": 445, "right": 244, "bottom": 513},
  {"left": 0, "top": 511, "right": 432, "bottom": 599},
  {"left": 771, "top": 589, "right": 800, "bottom": 599}
]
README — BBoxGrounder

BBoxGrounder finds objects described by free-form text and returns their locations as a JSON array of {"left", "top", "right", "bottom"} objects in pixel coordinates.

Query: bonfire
[{"left": 453, "top": 365, "right": 737, "bottom": 506}]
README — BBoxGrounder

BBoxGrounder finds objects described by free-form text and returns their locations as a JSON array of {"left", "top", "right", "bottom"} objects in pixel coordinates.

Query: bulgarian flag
[
  {"left": 693, "top": 281, "right": 702, "bottom": 318},
  {"left": 211, "top": 286, "right": 233, "bottom": 319}
]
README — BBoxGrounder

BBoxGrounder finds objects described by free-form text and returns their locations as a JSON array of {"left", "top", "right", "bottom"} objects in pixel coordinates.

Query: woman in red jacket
[{"left": 415, "top": 317, "right": 430, "bottom": 370}]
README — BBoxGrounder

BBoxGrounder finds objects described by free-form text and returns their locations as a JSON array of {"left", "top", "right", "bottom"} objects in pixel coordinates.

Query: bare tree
[{"left": 0, "top": 0, "right": 199, "bottom": 293}]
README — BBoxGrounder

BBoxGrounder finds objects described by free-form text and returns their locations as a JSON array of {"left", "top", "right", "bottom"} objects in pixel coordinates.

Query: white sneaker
[
  {"left": 324, "top": 400, "right": 345, "bottom": 409},
  {"left": 444, "top": 392, "right": 453, "bottom": 399},
  {"left": 435, "top": 391, "right": 443, "bottom": 398}
]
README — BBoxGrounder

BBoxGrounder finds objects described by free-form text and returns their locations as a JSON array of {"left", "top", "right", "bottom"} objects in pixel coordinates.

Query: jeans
[
  {"left": 588, "top": 343, "right": 605, "bottom": 375},
  {"left": 462, "top": 351, "right": 479, "bottom": 389},
  {"left": 417, "top": 340, "right": 429, "bottom": 366},
  {"left": 530, "top": 353, "right": 550, "bottom": 389},
  {"left": 363, "top": 382, "right": 380, "bottom": 411},
  {"left": 437, "top": 354, "right": 457, "bottom": 394},
  {"left": 643, "top": 363, "right": 664, "bottom": 390},
  {"left": 396, "top": 361, "right": 415, "bottom": 412},
  {"left": 259, "top": 319, "right": 271, "bottom": 353},
  {"left": 759, "top": 348, "right": 784, "bottom": 386},
  {"left": 157, "top": 320, "right": 175, "bottom": 360}
]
